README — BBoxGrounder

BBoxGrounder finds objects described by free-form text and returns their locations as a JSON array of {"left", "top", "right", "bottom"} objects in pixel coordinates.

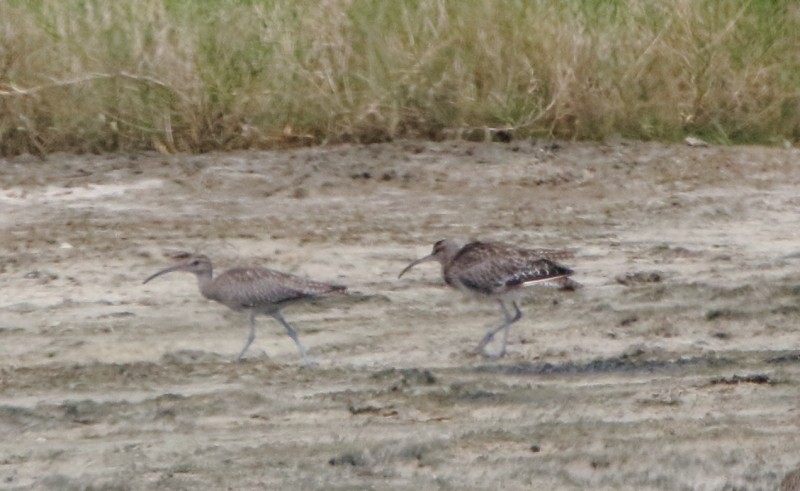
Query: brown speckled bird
[
  {"left": 399, "top": 239, "right": 579, "bottom": 358},
  {"left": 143, "top": 254, "right": 345, "bottom": 366}
]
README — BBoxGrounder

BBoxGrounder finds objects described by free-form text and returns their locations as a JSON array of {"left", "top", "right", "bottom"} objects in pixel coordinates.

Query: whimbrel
[
  {"left": 143, "top": 253, "right": 345, "bottom": 366},
  {"left": 399, "top": 240, "right": 579, "bottom": 358}
]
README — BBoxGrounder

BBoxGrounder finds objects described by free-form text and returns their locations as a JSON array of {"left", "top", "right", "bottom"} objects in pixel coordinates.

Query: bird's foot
[
  {"left": 479, "top": 347, "right": 507, "bottom": 360},
  {"left": 473, "top": 335, "right": 495, "bottom": 355},
  {"left": 470, "top": 345, "right": 487, "bottom": 357},
  {"left": 469, "top": 345, "right": 506, "bottom": 359},
  {"left": 236, "top": 349, "right": 269, "bottom": 362}
]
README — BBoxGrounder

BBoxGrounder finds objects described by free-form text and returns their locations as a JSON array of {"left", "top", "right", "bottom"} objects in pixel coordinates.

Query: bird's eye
[{"left": 191, "top": 260, "right": 200, "bottom": 266}]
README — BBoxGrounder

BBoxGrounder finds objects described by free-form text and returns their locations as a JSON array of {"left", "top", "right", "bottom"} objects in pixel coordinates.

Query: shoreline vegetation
[{"left": 1, "top": 0, "right": 798, "bottom": 155}]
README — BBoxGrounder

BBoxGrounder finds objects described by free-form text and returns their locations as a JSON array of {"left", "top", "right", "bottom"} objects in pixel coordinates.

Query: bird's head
[
  {"left": 143, "top": 253, "right": 213, "bottom": 284},
  {"left": 398, "top": 239, "right": 460, "bottom": 278}
]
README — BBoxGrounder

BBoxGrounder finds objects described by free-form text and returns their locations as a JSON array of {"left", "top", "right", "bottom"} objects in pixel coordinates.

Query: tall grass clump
[{"left": 0, "top": 0, "right": 798, "bottom": 155}]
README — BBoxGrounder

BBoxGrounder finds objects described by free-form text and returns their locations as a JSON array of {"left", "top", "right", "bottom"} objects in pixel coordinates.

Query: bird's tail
[
  {"left": 551, "top": 276, "right": 582, "bottom": 291},
  {"left": 298, "top": 280, "right": 347, "bottom": 297}
]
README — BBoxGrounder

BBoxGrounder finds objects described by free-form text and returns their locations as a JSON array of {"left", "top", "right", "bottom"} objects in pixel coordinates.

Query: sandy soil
[{"left": 1, "top": 140, "right": 800, "bottom": 490}]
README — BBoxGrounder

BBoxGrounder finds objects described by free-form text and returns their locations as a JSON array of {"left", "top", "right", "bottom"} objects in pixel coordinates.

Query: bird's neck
[
  {"left": 195, "top": 271, "right": 216, "bottom": 300},
  {"left": 440, "top": 247, "right": 461, "bottom": 284},
  {"left": 442, "top": 244, "right": 461, "bottom": 265},
  {"left": 441, "top": 258, "right": 458, "bottom": 285}
]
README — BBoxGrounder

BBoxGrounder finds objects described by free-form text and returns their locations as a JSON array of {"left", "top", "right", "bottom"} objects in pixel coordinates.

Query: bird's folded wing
[
  {"left": 215, "top": 268, "right": 341, "bottom": 308},
  {"left": 455, "top": 255, "right": 573, "bottom": 295}
]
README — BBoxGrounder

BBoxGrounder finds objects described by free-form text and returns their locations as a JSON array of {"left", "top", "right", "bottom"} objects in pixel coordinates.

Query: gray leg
[
  {"left": 237, "top": 310, "right": 258, "bottom": 360},
  {"left": 496, "top": 302, "right": 522, "bottom": 358},
  {"left": 271, "top": 311, "right": 317, "bottom": 367},
  {"left": 475, "top": 301, "right": 522, "bottom": 358}
]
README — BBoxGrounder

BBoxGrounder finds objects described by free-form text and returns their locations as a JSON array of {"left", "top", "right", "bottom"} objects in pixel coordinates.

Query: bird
[
  {"left": 399, "top": 239, "right": 579, "bottom": 358},
  {"left": 143, "top": 253, "right": 346, "bottom": 366}
]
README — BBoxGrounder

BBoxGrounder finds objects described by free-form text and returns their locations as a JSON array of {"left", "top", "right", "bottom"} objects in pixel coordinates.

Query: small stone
[{"left": 684, "top": 136, "right": 709, "bottom": 147}]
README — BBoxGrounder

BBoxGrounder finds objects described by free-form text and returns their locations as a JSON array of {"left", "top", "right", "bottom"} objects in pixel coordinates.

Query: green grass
[{"left": 1, "top": 0, "right": 798, "bottom": 154}]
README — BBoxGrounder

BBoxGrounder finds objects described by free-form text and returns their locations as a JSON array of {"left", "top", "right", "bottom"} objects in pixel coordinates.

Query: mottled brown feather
[
  {"left": 206, "top": 267, "right": 345, "bottom": 312},
  {"left": 444, "top": 241, "right": 576, "bottom": 295}
]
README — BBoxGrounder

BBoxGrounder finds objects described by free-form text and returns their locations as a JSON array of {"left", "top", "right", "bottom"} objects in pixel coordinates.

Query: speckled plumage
[
  {"left": 202, "top": 266, "right": 345, "bottom": 313},
  {"left": 399, "top": 240, "right": 579, "bottom": 358},
  {"left": 144, "top": 254, "right": 345, "bottom": 365},
  {"left": 441, "top": 241, "right": 577, "bottom": 295}
]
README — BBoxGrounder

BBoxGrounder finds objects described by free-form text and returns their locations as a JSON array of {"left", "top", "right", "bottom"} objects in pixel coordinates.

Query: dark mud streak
[
  {"left": 708, "top": 374, "right": 774, "bottom": 385},
  {"left": 472, "top": 354, "right": 736, "bottom": 376},
  {"left": 766, "top": 352, "right": 800, "bottom": 364}
]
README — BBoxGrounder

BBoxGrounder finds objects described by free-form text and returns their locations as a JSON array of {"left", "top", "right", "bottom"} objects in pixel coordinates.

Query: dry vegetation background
[{"left": 1, "top": 0, "right": 799, "bottom": 155}]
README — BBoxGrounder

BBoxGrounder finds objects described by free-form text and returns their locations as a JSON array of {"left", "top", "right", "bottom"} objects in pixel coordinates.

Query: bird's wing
[
  {"left": 481, "top": 241, "right": 576, "bottom": 262},
  {"left": 450, "top": 242, "right": 574, "bottom": 295},
  {"left": 213, "top": 268, "right": 344, "bottom": 310},
  {"left": 522, "top": 247, "right": 576, "bottom": 262}
]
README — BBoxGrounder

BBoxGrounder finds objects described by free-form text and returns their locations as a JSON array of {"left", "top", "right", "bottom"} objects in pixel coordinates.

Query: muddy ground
[{"left": 1, "top": 140, "right": 799, "bottom": 490}]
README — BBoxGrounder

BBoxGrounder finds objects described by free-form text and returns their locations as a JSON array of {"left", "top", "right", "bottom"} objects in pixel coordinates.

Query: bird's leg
[
  {"left": 494, "top": 302, "right": 522, "bottom": 358},
  {"left": 237, "top": 311, "right": 258, "bottom": 361},
  {"left": 474, "top": 300, "right": 512, "bottom": 354},
  {"left": 271, "top": 311, "right": 317, "bottom": 367},
  {"left": 475, "top": 300, "right": 522, "bottom": 358}
]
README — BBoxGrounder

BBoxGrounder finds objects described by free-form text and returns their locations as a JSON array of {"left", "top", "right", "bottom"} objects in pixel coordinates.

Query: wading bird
[
  {"left": 399, "top": 239, "right": 579, "bottom": 358},
  {"left": 143, "top": 253, "right": 345, "bottom": 366}
]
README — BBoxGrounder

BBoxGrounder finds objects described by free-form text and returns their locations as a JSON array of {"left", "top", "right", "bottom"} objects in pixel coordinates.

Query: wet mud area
[{"left": 1, "top": 140, "right": 800, "bottom": 489}]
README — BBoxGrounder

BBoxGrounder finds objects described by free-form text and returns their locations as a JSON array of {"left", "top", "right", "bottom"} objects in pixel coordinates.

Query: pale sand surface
[{"left": 1, "top": 140, "right": 799, "bottom": 489}]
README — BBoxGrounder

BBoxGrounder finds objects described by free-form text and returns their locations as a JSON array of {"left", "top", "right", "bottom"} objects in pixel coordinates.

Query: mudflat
[{"left": 1, "top": 140, "right": 799, "bottom": 489}]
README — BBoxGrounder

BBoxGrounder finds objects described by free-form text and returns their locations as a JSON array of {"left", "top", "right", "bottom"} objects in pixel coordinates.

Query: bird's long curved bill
[
  {"left": 398, "top": 255, "right": 435, "bottom": 278},
  {"left": 143, "top": 264, "right": 185, "bottom": 284}
]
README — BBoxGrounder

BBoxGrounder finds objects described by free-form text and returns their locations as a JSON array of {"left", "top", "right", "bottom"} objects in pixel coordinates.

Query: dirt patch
[{"left": 1, "top": 140, "right": 800, "bottom": 489}]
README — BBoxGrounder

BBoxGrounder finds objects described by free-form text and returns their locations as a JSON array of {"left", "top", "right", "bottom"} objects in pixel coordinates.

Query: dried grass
[{"left": 1, "top": 0, "right": 798, "bottom": 155}]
